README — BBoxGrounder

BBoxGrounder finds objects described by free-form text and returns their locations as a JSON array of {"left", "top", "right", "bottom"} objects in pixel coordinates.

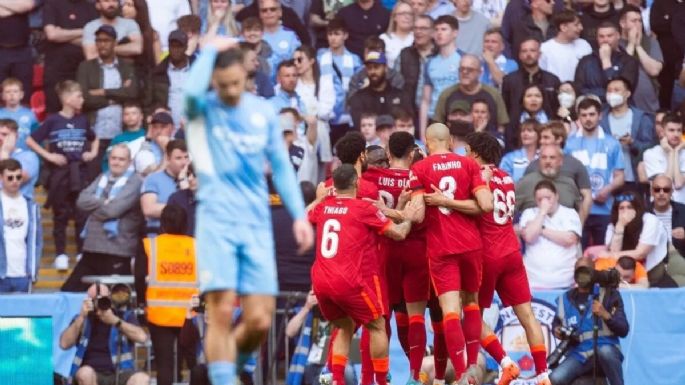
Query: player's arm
[
  {"left": 474, "top": 186, "right": 494, "bottom": 213},
  {"left": 423, "top": 184, "right": 483, "bottom": 215},
  {"left": 405, "top": 192, "right": 426, "bottom": 223},
  {"left": 382, "top": 220, "right": 413, "bottom": 241},
  {"left": 184, "top": 45, "right": 218, "bottom": 121}
]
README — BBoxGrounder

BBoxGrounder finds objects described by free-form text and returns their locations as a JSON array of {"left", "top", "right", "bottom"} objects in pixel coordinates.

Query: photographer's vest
[
  {"left": 557, "top": 289, "right": 620, "bottom": 363},
  {"left": 70, "top": 311, "right": 136, "bottom": 378},
  {"left": 145, "top": 234, "right": 199, "bottom": 327}
]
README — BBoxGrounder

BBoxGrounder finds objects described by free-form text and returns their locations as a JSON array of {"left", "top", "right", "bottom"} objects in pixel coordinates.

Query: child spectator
[
  {"left": 360, "top": 113, "right": 380, "bottom": 147},
  {"left": 241, "top": 16, "right": 276, "bottom": 79},
  {"left": 26, "top": 80, "right": 99, "bottom": 270},
  {"left": 0, "top": 78, "right": 39, "bottom": 150}
]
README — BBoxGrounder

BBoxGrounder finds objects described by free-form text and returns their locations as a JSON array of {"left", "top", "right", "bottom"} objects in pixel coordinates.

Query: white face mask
[
  {"left": 606, "top": 92, "right": 624, "bottom": 108},
  {"left": 558, "top": 92, "right": 575, "bottom": 109}
]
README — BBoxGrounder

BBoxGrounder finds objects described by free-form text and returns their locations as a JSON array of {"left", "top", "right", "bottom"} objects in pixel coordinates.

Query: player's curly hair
[
  {"left": 335, "top": 132, "right": 366, "bottom": 165},
  {"left": 464, "top": 132, "right": 502, "bottom": 165},
  {"left": 388, "top": 131, "right": 415, "bottom": 159}
]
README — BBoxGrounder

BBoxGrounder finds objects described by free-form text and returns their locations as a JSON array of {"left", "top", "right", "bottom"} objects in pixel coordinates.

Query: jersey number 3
[
  {"left": 438, "top": 176, "right": 457, "bottom": 215},
  {"left": 493, "top": 188, "right": 515, "bottom": 225},
  {"left": 321, "top": 219, "right": 341, "bottom": 258}
]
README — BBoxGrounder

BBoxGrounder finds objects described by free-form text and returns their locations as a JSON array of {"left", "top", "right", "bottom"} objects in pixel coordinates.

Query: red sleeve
[
  {"left": 468, "top": 158, "right": 487, "bottom": 194},
  {"left": 409, "top": 164, "right": 425, "bottom": 195},
  {"left": 360, "top": 202, "right": 392, "bottom": 233},
  {"left": 307, "top": 203, "right": 321, "bottom": 224}
]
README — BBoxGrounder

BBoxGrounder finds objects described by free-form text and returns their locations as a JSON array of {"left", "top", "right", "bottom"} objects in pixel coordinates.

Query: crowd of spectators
[{"left": 0, "top": 0, "right": 682, "bottom": 294}]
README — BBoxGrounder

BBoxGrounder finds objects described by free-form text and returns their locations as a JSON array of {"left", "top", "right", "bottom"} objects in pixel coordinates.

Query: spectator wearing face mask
[{"left": 599, "top": 77, "right": 656, "bottom": 189}]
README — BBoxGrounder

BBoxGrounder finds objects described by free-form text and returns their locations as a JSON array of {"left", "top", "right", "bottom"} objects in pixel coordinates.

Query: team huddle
[{"left": 307, "top": 125, "right": 550, "bottom": 385}]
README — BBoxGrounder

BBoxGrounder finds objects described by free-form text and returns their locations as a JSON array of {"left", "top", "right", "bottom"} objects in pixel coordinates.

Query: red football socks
[
  {"left": 463, "top": 304, "right": 481, "bottom": 366},
  {"left": 327, "top": 328, "right": 339, "bottom": 370},
  {"left": 530, "top": 344, "right": 548, "bottom": 375},
  {"left": 331, "top": 354, "right": 348, "bottom": 385},
  {"left": 360, "top": 328, "right": 374, "bottom": 385},
  {"left": 432, "top": 321, "right": 448, "bottom": 381},
  {"left": 481, "top": 333, "right": 506, "bottom": 363},
  {"left": 408, "top": 315, "right": 427, "bottom": 380},
  {"left": 442, "top": 312, "right": 466, "bottom": 377},
  {"left": 372, "top": 357, "right": 390, "bottom": 385},
  {"left": 396, "top": 312, "right": 410, "bottom": 357}
]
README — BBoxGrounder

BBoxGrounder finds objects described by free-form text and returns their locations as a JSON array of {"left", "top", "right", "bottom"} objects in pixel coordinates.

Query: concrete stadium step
[{"left": 33, "top": 187, "right": 81, "bottom": 292}]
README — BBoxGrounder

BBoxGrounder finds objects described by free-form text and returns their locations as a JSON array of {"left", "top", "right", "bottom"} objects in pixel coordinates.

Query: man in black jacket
[
  {"left": 349, "top": 51, "right": 410, "bottom": 129},
  {"left": 501, "top": 38, "right": 560, "bottom": 149},
  {"left": 650, "top": 0, "right": 685, "bottom": 108},
  {"left": 574, "top": 21, "right": 639, "bottom": 102},
  {"left": 508, "top": 0, "right": 557, "bottom": 60},
  {"left": 149, "top": 30, "right": 195, "bottom": 130},
  {"left": 579, "top": 0, "right": 620, "bottom": 50},
  {"left": 396, "top": 15, "right": 436, "bottom": 116},
  {"left": 649, "top": 174, "right": 685, "bottom": 286}
]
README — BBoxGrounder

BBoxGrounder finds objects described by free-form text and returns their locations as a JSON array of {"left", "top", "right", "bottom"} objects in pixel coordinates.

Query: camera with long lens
[
  {"left": 593, "top": 268, "right": 621, "bottom": 288},
  {"left": 91, "top": 284, "right": 112, "bottom": 314},
  {"left": 575, "top": 266, "right": 621, "bottom": 289},
  {"left": 547, "top": 326, "right": 581, "bottom": 368}
]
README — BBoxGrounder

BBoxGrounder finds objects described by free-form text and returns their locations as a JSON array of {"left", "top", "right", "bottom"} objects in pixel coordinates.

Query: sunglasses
[
  {"left": 5, "top": 174, "right": 22, "bottom": 182},
  {"left": 653, "top": 187, "right": 672, "bottom": 193},
  {"left": 294, "top": 57, "right": 305, "bottom": 63},
  {"left": 615, "top": 194, "right": 634, "bottom": 202},
  {"left": 459, "top": 67, "right": 479, "bottom": 73},
  {"left": 260, "top": 6, "right": 279, "bottom": 13}
]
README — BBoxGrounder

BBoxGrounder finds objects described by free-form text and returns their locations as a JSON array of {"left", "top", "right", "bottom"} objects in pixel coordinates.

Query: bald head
[
  {"left": 653, "top": 174, "right": 673, "bottom": 188},
  {"left": 461, "top": 54, "right": 480, "bottom": 68},
  {"left": 426, "top": 123, "right": 452, "bottom": 154}
]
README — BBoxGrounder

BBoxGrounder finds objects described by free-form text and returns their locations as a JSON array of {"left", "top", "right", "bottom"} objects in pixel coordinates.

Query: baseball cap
[
  {"left": 364, "top": 51, "right": 387, "bottom": 65},
  {"left": 150, "top": 111, "right": 174, "bottom": 125},
  {"left": 449, "top": 99, "right": 471, "bottom": 114},
  {"left": 168, "top": 29, "right": 188, "bottom": 46},
  {"left": 95, "top": 25, "right": 117, "bottom": 40},
  {"left": 375, "top": 114, "right": 394, "bottom": 129}
]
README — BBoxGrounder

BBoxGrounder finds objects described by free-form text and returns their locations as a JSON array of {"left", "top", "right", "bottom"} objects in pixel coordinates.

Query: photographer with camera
[
  {"left": 59, "top": 283, "right": 149, "bottom": 385},
  {"left": 549, "top": 257, "right": 629, "bottom": 385}
]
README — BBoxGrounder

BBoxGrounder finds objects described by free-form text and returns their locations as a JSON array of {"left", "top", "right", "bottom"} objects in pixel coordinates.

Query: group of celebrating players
[{"left": 307, "top": 125, "right": 551, "bottom": 385}]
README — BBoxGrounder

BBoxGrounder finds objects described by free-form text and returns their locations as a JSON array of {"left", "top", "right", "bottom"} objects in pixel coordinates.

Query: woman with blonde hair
[
  {"left": 380, "top": 1, "right": 415, "bottom": 68},
  {"left": 203, "top": 0, "right": 240, "bottom": 37}
]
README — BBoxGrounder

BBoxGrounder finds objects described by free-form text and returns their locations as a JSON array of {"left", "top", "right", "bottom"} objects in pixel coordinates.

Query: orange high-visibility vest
[{"left": 144, "top": 234, "right": 199, "bottom": 327}]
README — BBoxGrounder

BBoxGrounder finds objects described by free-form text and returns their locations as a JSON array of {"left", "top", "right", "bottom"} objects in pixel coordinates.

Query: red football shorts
[
  {"left": 429, "top": 249, "right": 483, "bottom": 296},
  {"left": 314, "top": 278, "right": 384, "bottom": 326},
  {"left": 386, "top": 238, "right": 430, "bottom": 305},
  {"left": 478, "top": 250, "right": 532, "bottom": 309}
]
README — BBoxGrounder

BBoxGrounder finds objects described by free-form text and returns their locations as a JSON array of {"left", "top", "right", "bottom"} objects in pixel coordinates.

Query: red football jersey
[
  {"left": 362, "top": 166, "right": 426, "bottom": 240},
  {"left": 477, "top": 167, "right": 520, "bottom": 258},
  {"left": 409, "top": 153, "right": 486, "bottom": 258},
  {"left": 324, "top": 176, "right": 379, "bottom": 200},
  {"left": 308, "top": 196, "right": 392, "bottom": 284}
]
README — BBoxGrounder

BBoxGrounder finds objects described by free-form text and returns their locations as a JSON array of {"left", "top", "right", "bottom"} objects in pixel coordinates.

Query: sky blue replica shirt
[
  {"left": 565, "top": 128, "right": 625, "bottom": 216},
  {"left": 0, "top": 106, "right": 39, "bottom": 150},
  {"left": 184, "top": 46, "right": 306, "bottom": 225},
  {"left": 424, "top": 50, "right": 462, "bottom": 116}
]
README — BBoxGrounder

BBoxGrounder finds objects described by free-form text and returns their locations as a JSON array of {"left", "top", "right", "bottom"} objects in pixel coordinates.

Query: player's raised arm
[{"left": 184, "top": 37, "right": 238, "bottom": 121}]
